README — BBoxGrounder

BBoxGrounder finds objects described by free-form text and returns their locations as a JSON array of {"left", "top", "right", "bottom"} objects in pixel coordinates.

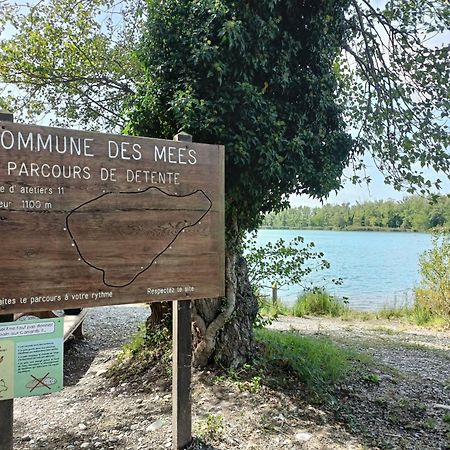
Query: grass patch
[
  {"left": 107, "top": 322, "right": 172, "bottom": 385},
  {"left": 257, "top": 294, "right": 291, "bottom": 317},
  {"left": 257, "top": 289, "right": 350, "bottom": 321},
  {"left": 291, "top": 290, "right": 349, "bottom": 317},
  {"left": 257, "top": 288, "right": 448, "bottom": 330},
  {"left": 377, "top": 303, "right": 412, "bottom": 320},
  {"left": 258, "top": 289, "right": 377, "bottom": 322},
  {"left": 214, "top": 364, "right": 263, "bottom": 394},
  {"left": 291, "top": 292, "right": 448, "bottom": 328},
  {"left": 255, "top": 328, "right": 369, "bottom": 396},
  {"left": 377, "top": 302, "right": 449, "bottom": 328}
]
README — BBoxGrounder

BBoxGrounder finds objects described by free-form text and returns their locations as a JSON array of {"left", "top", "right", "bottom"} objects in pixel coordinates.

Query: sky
[
  {"left": 290, "top": 166, "right": 405, "bottom": 208},
  {"left": 290, "top": 156, "right": 450, "bottom": 208}
]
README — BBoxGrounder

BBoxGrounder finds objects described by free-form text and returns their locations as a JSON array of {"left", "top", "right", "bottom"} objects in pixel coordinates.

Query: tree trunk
[
  {"left": 192, "top": 252, "right": 258, "bottom": 368},
  {"left": 146, "top": 252, "right": 257, "bottom": 369},
  {"left": 146, "top": 301, "right": 172, "bottom": 330}
]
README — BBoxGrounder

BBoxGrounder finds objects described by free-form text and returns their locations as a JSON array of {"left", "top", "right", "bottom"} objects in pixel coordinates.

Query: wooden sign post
[
  {"left": 172, "top": 132, "right": 193, "bottom": 450},
  {"left": 0, "top": 110, "right": 14, "bottom": 450},
  {"left": 172, "top": 299, "right": 193, "bottom": 449}
]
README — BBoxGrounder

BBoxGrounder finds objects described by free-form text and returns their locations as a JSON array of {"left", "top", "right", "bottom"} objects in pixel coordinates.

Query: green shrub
[
  {"left": 377, "top": 302, "right": 412, "bottom": 320},
  {"left": 195, "top": 414, "right": 225, "bottom": 441},
  {"left": 291, "top": 289, "right": 348, "bottom": 317},
  {"left": 414, "top": 232, "right": 450, "bottom": 327},
  {"left": 108, "top": 322, "right": 173, "bottom": 381}
]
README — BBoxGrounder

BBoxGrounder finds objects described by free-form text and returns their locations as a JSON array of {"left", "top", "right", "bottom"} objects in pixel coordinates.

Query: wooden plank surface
[
  {"left": 63, "top": 310, "right": 87, "bottom": 342},
  {"left": 0, "top": 122, "right": 225, "bottom": 314}
]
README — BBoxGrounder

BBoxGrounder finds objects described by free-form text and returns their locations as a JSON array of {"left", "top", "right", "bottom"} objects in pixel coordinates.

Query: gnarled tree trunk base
[{"left": 193, "top": 255, "right": 258, "bottom": 368}]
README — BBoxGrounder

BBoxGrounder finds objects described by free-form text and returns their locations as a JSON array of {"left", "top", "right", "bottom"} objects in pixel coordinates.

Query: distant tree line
[{"left": 262, "top": 196, "right": 450, "bottom": 232}]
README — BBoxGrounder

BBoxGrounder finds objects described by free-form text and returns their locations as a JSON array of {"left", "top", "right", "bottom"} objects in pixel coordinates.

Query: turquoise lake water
[{"left": 255, "top": 229, "right": 432, "bottom": 311}]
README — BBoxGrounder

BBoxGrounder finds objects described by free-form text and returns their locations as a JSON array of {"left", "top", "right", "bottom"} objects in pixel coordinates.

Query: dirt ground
[{"left": 11, "top": 305, "right": 450, "bottom": 450}]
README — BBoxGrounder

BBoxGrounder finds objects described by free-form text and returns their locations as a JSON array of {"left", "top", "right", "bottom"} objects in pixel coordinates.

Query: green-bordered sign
[{"left": 0, "top": 318, "right": 63, "bottom": 399}]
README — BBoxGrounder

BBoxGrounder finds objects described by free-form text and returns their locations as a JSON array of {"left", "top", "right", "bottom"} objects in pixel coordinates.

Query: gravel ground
[
  {"left": 271, "top": 316, "right": 450, "bottom": 450},
  {"left": 11, "top": 306, "right": 450, "bottom": 450}
]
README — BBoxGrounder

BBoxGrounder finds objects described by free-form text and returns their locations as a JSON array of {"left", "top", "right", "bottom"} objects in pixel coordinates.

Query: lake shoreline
[{"left": 259, "top": 225, "right": 427, "bottom": 233}]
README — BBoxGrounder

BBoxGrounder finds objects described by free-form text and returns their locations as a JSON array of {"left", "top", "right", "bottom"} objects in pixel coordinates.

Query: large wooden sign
[{"left": 0, "top": 122, "right": 224, "bottom": 314}]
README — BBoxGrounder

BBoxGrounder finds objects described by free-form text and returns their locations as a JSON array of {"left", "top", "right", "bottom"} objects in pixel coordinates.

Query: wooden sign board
[{"left": 0, "top": 122, "right": 224, "bottom": 314}]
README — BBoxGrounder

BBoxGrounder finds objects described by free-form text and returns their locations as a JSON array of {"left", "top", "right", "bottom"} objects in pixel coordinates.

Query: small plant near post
[
  {"left": 245, "top": 232, "right": 339, "bottom": 321},
  {"left": 245, "top": 233, "right": 331, "bottom": 293}
]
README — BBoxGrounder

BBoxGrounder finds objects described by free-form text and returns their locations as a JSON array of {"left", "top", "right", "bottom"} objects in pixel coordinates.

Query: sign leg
[
  {"left": 0, "top": 111, "right": 14, "bottom": 450},
  {"left": 172, "top": 300, "right": 192, "bottom": 450},
  {"left": 0, "top": 314, "right": 14, "bottom": 450}
]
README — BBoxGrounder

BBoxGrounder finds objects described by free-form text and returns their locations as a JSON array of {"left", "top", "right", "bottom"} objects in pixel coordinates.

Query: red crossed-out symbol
[{"left": 29, "top": 373, "right": 51, "bottom": 392}]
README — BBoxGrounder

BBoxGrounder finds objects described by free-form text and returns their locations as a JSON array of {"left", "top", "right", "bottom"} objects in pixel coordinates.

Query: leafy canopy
[
  {"left": 0, "top": 0, "right": 143, "bottom": 130},
  {"left": 342, "top": 0, "right": 450, "bottom": 194},
  {"left": 127, "top": 0, "right": 353, "bottom": 235}
]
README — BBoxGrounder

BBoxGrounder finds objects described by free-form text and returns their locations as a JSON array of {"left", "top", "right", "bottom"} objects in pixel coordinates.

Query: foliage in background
[
  {"left": 263, "top": 195, "right": 450, "bottom": 231},
  {"left": 245, "top": 233, "right": 334, "bottom": 292},
  {"left": 415, "top": 232, "right": 450, "bottom": 326},
  {"left": 0, "top": 0, "right": 143, "bottom": 130}
]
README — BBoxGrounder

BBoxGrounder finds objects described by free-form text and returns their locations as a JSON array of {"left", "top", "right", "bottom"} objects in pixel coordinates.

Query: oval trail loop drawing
[{"left": 65, "top": 187, "right": 212, "bottom": 288}]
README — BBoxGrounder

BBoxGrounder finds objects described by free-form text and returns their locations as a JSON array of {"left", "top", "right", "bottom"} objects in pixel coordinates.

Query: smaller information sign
[{"left": 0, "top": 318, "right": 63, "bottom": 400}]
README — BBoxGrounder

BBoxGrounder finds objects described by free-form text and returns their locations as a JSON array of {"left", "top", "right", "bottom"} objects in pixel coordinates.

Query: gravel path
[
  {"left": 10, "top": 306, "right": 450, "bottom": 450},
  {"left": 270, "top": 316, "right": 450, "bottom": 450}
]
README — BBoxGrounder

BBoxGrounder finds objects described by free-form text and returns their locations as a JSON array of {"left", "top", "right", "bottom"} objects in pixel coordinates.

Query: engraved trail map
[{"left": 66, "top": 187, "right": 212, "bottom": 288}]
